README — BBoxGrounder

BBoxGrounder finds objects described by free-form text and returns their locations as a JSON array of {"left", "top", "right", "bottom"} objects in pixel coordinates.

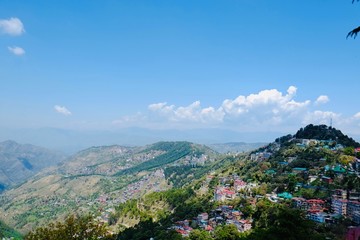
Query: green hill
[
  {"left": 0, "top": 141, "right": 219, "bottom": 234},
  {"left": 0, "top": 140, "right": 65, "bottom": 191},
  {"left": 113, "top": 126, "right": 360, "bottom": 240},
  {"left": 295, "top": 124, "right": 360, "bottom": 147},
  {"left": 114, "top": 141, "right": 217, "bottom": 177}
]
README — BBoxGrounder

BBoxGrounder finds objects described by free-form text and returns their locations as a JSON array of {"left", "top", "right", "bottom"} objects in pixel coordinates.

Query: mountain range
[
  {"left": 1, "top": 124, "right": 360, "bottom": 239},
  {"left": 0, "top": 140, "right": 65, "bottom": 192},
  {"left": 0, "top": 127, "right": 281, "bottom": 153},
  {"left": 0, "top": 141, "right": 220, "bottom": 233}
]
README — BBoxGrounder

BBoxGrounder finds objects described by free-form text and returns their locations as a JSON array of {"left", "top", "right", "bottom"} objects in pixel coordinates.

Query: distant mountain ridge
[
  {"left": 209, "top": 142, "right": 267, "bottom": 153},
  {"left": 0, "top": 127, "right": 283, "bottom": 153},
  {"left": 0, "top": 140, "right": 65, "bottom": 191}
]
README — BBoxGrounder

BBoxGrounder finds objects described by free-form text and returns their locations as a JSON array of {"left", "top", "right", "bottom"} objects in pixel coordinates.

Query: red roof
[
  {"left": 205, "top": 225, "right": 213, "bottom": 231},
  {"left": 224, "top": 190, "right": 236, "bottom": 195},
  {"left": 234, "top": 179, "right": 246, "bottom": 184},
  {"left": 176, "top": 229, "right": 188, "bottom": 235},
  {"left": 308, "top": 209, "right": 321, "bottom": 213},
  {"left": 232, "top": 211, "right": 241, "bottom": 216},
  {"left": 307, "top": 199, "right": 325, "bottom": 204}
]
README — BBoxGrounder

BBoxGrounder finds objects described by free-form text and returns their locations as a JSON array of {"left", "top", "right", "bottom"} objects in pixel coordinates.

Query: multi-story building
[
  {"left": 307, "top": 211, "right": 325, "bottom": 223},
  {"left": 306, "top": 199, "right": 325, "bottom": 212},
  {"left": 348, "top": 201, "right": 360, "bottom": 224},
  {"left": 332, "top": 198, "right": 348, "bottom": 216}
]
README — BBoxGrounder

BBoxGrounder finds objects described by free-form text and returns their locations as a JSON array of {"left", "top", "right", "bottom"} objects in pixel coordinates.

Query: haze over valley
[{"left": 1, "top": 0, "right": 360, "bottom": 239}]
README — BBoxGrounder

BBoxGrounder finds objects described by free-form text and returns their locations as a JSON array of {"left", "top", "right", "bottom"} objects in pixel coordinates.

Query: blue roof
[
  {"left": 265, "top": 169, "right": 276, "bottom": 174},
  {"left": 277, "top": 192, "right": 293, "bottom": 199},
  {"left": 293, "top": 167, "right": 307, "bottom": 171}
]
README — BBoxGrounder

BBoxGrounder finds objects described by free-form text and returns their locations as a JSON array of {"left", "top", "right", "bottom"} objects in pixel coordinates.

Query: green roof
[
  {"left": 265, "top": 169, "right": 276, "bottom": 174},
  {"left": 293, "top": 167, "right": 307, "bottom": 171},
  {"left": 333, "top": 165, "right": 346, "bottom": 173},
  {"left": 277, "top": 192, "right": 293, "bottom": 199}
]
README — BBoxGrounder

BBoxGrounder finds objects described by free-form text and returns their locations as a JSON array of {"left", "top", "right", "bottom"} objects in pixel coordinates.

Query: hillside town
[
  {"left": 247, "top": 135, "right": 360, "bottom": 227},
  {"left": 162, "top": 132, "right": 360, "bottom": 238},
  {"left": 2, "top": 125, "right": 360, "bottom": 239}
]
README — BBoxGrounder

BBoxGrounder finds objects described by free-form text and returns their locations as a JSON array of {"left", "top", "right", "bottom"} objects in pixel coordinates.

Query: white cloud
[
  {"left": 113, "top": 86, "right": 360, "bottom": 134},
  {"left": 0, "top": 18, "right": 25, "bottom": 36},
  {"left": 302, "top": 111, "right": 339, "bottom": 125},
  {"left": 148, "top": 101, "right": 224, "bottom": 123},
  {"left": 220, "top": 86, "right": 310, "bottom": 120},
  {"left": 315, "top": 95, "right": 329, "bottom": 105},
  {"left": 148, "top": 102, "right": 175, "bottom": 117},
  {"left": 287, "top": 86, "right": 297, "bottom": 96},
  {"left": 8, "top": 46, "right": 25, "bottom": 56},
  {"left": 354, "top": 112, "right": 360, "bottom": 119},
  {"left": 54, "top": 105, "right": 72, "bottom": 116},
  {"left": 142, "top": 86, "right": 310, "bottom": 130}
]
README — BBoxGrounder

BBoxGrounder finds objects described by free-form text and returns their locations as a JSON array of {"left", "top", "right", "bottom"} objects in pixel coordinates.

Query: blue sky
[{"left": 1, "top": 0, "right": 360, "bottom": 143}]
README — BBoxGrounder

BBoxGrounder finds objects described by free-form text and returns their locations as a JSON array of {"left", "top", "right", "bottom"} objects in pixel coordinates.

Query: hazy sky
[{"left": 1, "top": 0, "right": 360, "bottom": 138}]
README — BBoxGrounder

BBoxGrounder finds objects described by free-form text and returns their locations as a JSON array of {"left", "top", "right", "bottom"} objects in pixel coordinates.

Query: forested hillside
[
  {"left": 0, "top": 141, "right": 219, "bottom": 235},
  {"left": 3, "top": 125, "right": 360, "bottom": 239},
  {"left": 111, "top": 125, "right": 360, "bottom": 239}
]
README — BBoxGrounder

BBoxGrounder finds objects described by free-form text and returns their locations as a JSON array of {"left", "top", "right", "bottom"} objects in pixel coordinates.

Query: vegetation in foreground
[
  {"left": 0, "top": 220, "right": 22, "bottom": 239},
  {"left": 24, "top": 215, "right": 114, "bottom": 240}
]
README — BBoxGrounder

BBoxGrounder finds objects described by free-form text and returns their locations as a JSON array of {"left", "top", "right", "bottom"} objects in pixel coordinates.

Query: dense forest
[{"left": 114, "top": 142, "right": 194, "bottom": 176}]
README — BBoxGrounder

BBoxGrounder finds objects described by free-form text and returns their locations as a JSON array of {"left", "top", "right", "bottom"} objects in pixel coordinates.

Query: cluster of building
[
  {"left": 170, "top": 175, "right": 257, "bottom": 237},
  {"left": 214, "top": 187, "right": 237, "bottom": 202},
  {"left": 332, "top": 190, "right": 360, "bottom": 225},
  {"left": 213, "top": 174, "right": 257, "bottom": 202},
  {"left": 114, "top": 169, "right": 168, "bottom": 204},
  {"left": 18, "top": 169, "right": 169, "bottom": 227},
  {"left": 65, "top": 149, "right": 165, "bottom": 176},
  {"left": 291, "top": 190, "right": 360, "bottom": 225},
  {"left": 177, "top": 154, "right": 211, "bottom": 167},
  {"left": 294, "top": 139, "right": 344, "bottom": 151},
  {"left": 291, "top": 197, "right": 333, "bottom": 223},
  {"left": 172, "top": 205, "right": 252, "bottom": 237},
  {"left": 87, "top": 170, "right": 169, "bottom": 227},
  {"left": 250, "top": 142, "right": 280, "bottom": 161},
  {"left": 172, "top": 220, "right": 193, "bottom": 237},
  {"left": 250, "top": 151, "right": 272, "bottom": 161}
]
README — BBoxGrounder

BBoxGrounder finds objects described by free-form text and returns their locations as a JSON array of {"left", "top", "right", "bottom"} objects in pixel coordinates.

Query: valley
[
  {"left": 1, "top": 124, "right": 360, "bottom": 239},
  {"left": 0, "top": 141, "right": 218, "bottom": 234}
]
